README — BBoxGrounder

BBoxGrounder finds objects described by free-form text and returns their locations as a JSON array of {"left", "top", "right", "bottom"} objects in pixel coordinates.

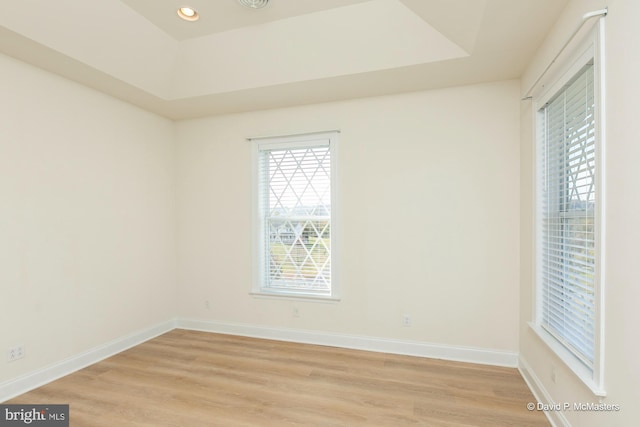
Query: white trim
[
  {"left": 251, "top": 130, "right": 340, "bottom": 300},
  {"left": 329, "top": 130, "right": 340, "bottom": 299},
  {"left": 522, "top": 8, "right": 606, "bottom": 100},
  {"left": 592, "top": 16, "right": 607, "bottom": 393},
  {"left": 249, "top": 291, "right": 341, "bottom": 302},
  {"left": 247, "top": 130, "right": 341, "bottom": 142},
  {"left": 1, "top": 318, "right": 521, "bottom": 404},
  {"left": 528, "top": 322, "right": 606, "bottom": 397},
  {"left": 0, "top": 319, "right": 176, "bottom": 403},
  {"left": 519, "top": 356, "right": 570, "bottom": 427},
  {"left": 531, "top": 19, "right": 606, "bottom": 395},
  {"left": 176, "top": 318, "right": 519, "bottom": 367}
]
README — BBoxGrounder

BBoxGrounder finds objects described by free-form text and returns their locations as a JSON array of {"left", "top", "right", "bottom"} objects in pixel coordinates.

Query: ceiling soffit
[
  {"left": 171, "top": 0, "right": 470, "bottom": 98},
  {"left": 399, "top": 0, "right": 487, "bottom": 53}
]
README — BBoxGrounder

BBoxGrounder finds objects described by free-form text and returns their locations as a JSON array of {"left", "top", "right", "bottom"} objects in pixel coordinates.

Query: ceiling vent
[{"left": 238, "top": 0, "right": 269, "bottom": 9}]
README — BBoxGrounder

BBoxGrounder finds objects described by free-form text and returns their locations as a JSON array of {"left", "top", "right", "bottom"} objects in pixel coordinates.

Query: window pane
[
  {"left": 539, "top": 64, "right": 596, "bottom": 367},
  {"left": 259, "top": 142, "right": 332, "bottom": 296}
]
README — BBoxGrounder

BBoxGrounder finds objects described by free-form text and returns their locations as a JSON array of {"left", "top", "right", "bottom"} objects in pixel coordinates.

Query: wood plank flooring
[{"left": 7, "top": 329, "right": 549, "bottom": 426}]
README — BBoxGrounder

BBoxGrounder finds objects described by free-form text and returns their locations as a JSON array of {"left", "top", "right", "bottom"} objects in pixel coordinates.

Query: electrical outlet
[
  {"left": 402, "top": 314, "right": 411, "bottom": 327},
  {"left": 205, "top": 300, "right": 211, "bottom": 310},
  {"left": 8, "top": 345, "right": 24, "bottom": 362},
  {"left": 293, "top": 307, "right": 300, "bottom": 318}
]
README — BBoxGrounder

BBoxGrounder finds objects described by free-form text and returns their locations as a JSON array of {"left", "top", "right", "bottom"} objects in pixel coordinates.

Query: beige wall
[
  {"left": 519, "top": 0, "right": 640, "bottom": 425},
  {"left": 3, "top": 1, "right": 637, "bottom": 420},
  {"left": 0, "top": 53, "right": 177, "bottom": 383},
  {"left": 0, "top": 50, "right": 521, "bottom": 394},
  {"left": 176, "top": 80, "right": 521, "bottom": 352}
]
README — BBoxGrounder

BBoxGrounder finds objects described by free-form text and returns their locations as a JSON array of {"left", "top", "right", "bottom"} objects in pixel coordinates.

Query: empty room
[{"left": 0, "top": 0, "right": 638, "bottom": 426}]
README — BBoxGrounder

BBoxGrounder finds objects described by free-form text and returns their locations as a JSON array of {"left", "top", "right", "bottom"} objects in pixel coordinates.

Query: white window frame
[
  {"left": 530, "top": 20, "right": 606, "bottom": 396},
  {"left": 251, "top": 131, "right": 339, "bottom": 301}
]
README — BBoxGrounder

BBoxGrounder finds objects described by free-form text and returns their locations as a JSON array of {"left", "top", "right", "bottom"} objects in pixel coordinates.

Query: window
[
  {"left": 533, "top": 22, "right": 604, "bottom": 394},
  {"left": 539, "top": 63, "right": 596, "bottom": 364},
  {"left": 252, "top": 131, "right": 338, "bottom": 299}
]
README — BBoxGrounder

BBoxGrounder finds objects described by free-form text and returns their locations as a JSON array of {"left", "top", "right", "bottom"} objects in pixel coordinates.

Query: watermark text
[{"left": 527, "top": 401, "right": 620, "bottom": 412}]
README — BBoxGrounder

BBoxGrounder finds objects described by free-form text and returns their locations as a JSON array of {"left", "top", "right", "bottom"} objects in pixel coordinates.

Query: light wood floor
[{"left": 8, "top": 329, "right": 549, "bottom": 426}]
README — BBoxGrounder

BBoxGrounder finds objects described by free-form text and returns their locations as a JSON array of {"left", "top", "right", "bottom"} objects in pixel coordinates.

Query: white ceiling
[
  {"left": 121, "top": 0, "right": 374, "bottom": 41},
  {"left": 0, "top": 0, "right": 569, "bottom": 119}
]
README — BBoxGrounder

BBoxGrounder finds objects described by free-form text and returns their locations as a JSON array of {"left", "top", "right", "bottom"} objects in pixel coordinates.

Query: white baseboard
[
  {"left": 1, "top": 318, "right": 520, "bottom": 403},
  {"left": 518, "top": 356, "right": 570, "bottom": 427},
  {"left": 0, "top": 319, "right": 176, "bottom": 403},
  {"left": 177, "top": 318, "right": 519, "bottom": 367}
]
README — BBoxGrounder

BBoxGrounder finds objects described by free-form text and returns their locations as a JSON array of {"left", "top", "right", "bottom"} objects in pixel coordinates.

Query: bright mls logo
[{"left": 0, "top": 405, "right": 68, "bottom": 426}]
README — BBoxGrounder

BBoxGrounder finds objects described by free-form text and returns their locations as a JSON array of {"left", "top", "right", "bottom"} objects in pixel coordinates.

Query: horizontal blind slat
[
  {"left": 538, "top": 63, "right": 597, "bottom": 367},
  {"left": 261, "top": 142, "right": 332, "bottom": 296}
]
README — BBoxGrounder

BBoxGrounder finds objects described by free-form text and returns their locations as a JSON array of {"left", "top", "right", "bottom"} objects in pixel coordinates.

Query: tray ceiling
[{"left": 0, "top": 0, "right": 569, "bottom": 119}]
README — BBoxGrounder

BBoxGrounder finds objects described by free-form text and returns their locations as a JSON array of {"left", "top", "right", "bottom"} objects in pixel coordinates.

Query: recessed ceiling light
[
  {"left": 177, "top": 6, "right": 199, "bottom": 21},
  {"left": 238, "top": 0, "right": 269, "bottom": 9}
]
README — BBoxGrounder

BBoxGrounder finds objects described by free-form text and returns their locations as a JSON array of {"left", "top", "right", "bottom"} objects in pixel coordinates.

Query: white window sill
[
  {"left": 250, "top": 291, "right": 340, "bottom": 303},
  {"left": 528, "top": 322, "right": 606, "bottom": 397}
]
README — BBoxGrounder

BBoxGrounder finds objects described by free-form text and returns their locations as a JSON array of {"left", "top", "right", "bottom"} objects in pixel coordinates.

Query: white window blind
[
  {"left": 539, "top": 63, "right": 596, "bottom": 367},
  {"left": 256, "top": 134, "right": 335, "bottom": 297}
]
